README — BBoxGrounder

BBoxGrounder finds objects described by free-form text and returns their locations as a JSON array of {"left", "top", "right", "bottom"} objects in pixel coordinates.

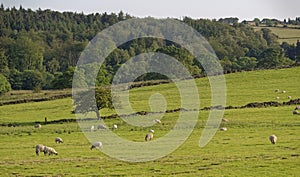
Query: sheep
[
  {"left": 288, "top": 96, "right": 292, "bottom": 99},
  {"left": 55, "top": 137, "right": 63, "bottom": 144},
  {"left": 90, "top": 142, "right": 103, "bottom": 150},
  {"left": 293, "top": 110, "right": 299, "bottom": 115},
  {"left": 269, "top": 135, "right": 277, "bottom": 144},
  {"left": 35, "top": 144, "right": 46, "bottom": 156},
  {"left": 149, "top": 129, "right": 154, "bottom": 133},
  {"left": 97, "top": 124, "right": 107, "bottom": 130},
  {"left": 34, "top": 124, "right": 42, "bottom": 129},
  {"left": 276, "top": 97, "right": 280, "bottom": 100},
  {"left": 282, "top": 90, "right": 286, "bottom": 94},
  {"left": 154, "top": 119, "right": 161, "bottom": 123},
  {"left": 112, "top": 124, "right": 118, "bottom": 130},
  {"left": 220, "top": 127, "right": 227, "bottom": 131},
  {"left": 90, "top": 125, "right": 94, "bottom": 132},
  {"left": 145, "top": 133, "right": 154, "bottom": 141},
  {"left": 44, "top": 146, "right": 58, "bottom": 155},
  {"left": 222, "top": 118, "right": 229, "bottom": 122},
  {"left": 274, "top": 89, "right": 279, "bottom": 93}
]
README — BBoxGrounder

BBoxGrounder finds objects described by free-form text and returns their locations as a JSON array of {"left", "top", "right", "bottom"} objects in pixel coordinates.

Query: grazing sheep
[
  {"left": 97, "top": 124, "right": 107, "bottom": 130},
  {"left": 222, "top": 118, "right": 229, "bottom": 122},
  {"left": 112, "top": 124, "right": 118, "bottom": 130},
  {"left": 145, "top": 133, "right": 154, "bottom": 141},
  {"left": 154, "top": 119, "right": 161, "bottom": 123},
  {"left": 149, "top": 129, "right": 154, "bottom": 133},
  {"left": 55, "top": 137, "right": 64, "bottom": 144},
  {"left": 90, "top": 125, "right": 94, "bottom": 132},
  {"left": 293, "top": 110, "right": 299, "bottom": 115},
  {"left": 269, "top": 135, "right": 277, "bottom": 144},
  {"left": 35, "top": 144, "right": 46, "bottom": 156},
  {"left": 282, "top": 90, "right": 286, "bottom": 93},
  {"left": 276, "top": 97, "right": 280, "bottom": 100},
  {"left": 90, "top": 142, "right": 103, "bottom": 150},
  {"left": 220, "top": 127, "right": 227, "bottom": 131},
  {"left": 295, "top": 106, "right": 300, "bottom": 110},
  {"left": 44, "top": 146, "right": 58, "bottom": 155},
  {"left": 274, "top": 89, "right": 279, "bottom": 93},
  {"left": 34, "top": 124, "right": 42, "bottom": 129}
]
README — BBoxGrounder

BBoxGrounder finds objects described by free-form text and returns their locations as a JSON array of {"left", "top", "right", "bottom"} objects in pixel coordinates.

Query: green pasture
[
  {"left": 254, "top": 26, "right": 300, "bottom": 44},
  {"left": 0, "top": 67, "right": 300, "bottom": 176}
]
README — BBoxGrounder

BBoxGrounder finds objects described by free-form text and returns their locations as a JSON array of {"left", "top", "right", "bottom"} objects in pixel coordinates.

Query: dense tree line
[{"left": 0, "top": 5, "right": 299, "bottom": 94}]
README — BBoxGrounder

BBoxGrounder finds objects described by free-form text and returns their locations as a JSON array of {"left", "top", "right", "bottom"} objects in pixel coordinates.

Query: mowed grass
[
  {"left": 254, "top": 26, "right": 300, "bottom": 44},
  {"left": 0, "top": 67, "right": 300, "bottom": 176}
]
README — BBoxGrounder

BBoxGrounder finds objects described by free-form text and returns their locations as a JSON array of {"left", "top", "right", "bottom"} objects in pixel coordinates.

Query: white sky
[{"left": 1, "top": 0, "right": 299, "bottom": 21}]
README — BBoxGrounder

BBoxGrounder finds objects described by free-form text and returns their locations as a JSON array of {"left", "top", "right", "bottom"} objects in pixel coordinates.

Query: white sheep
[
  {"left": 149, "top": 129, "right": 154, "bottom": 133},
  {"left": 44, "top": 146, "right": 58, "bottom": 155},
  {"left": 145, "top": 133, "right": 154, "bottom": 141},
  {"left": 276, "top": 96, "right": 280, "bottom": 100},
  {"left": 269, "top": 135, "right": 277, "bottom": 144},
  {"left": 55, "top": 137, "right": 64, "bottom": 144},
  {"left": 222, "top": 118, "right": 229, "bottom": 122},
  {"left": 90, "top": 125, "right": 95, "bottom": 132},
  {"left": 282, "top": 90, "right": 286, "bottom": 93},
  {"left": 90, "top": 142, "right": 103, "bottom": 150},
  {"left": 34, "top": 124, "right": 42, "bottom": 129},
  {"left": 35, "top": 144, "right": 46, "bottom": 156},
  {"left": 154, "top": 119, "right": 161, "bottom": 123},
  {"left": 112, "top": 124, "right": 118, "bottom": 130},
  {"left": 220, "top": 127, "right": 227, "bottom": 131},
  {"left": 288, "top": 96, "right": 292, "bottom": 99}
]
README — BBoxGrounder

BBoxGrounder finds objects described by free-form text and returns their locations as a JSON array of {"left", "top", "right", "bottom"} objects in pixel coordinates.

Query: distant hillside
[
  {"left": 254, "top": 26, "right": 300, "bottom": 44},
  {"left": 0, "top": 5, "right": 299, "bottom": 93}
]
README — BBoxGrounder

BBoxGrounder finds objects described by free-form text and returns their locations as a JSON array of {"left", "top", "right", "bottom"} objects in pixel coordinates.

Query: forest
[{"left": 0, "top": 4, "right": 300, "bottom": 93}]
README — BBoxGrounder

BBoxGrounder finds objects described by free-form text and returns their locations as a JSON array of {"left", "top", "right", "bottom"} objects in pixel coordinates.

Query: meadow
[
  {"left": 254, "top": 26, "right": 300, "bottom": 44},
  {"left": 0, "top": 67, "right": 300, "bottom": 176}
]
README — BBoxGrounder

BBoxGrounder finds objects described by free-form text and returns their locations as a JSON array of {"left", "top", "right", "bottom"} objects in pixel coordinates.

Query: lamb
[
  {"left": 288, "top": 96, "right": 292, "bottom": 99},
  {"left": 90, "top": 142, "right": 103, "bottom": 150},
  {"left": 55, "top": 137, "right": 63, "bottom": 144},
  {"left": 35, "top": 144, "right": 46, "bottom": 156},
  {"left": 145, "top": 133, "right": 154, "bottom": 141},
  {"left": 269, "top": 135, "right": 277, "bottom": 144},
  {"left": 44, "top": 146, "right": 58, "bottom": 155},
  {"left": 282, "top": 90, "right": 286, "bottom": 93},
  {"left": 112, "top": 124, "right": 118, "bottom": 130},
  {"left": 34, "top": 124, "right": 42, "bottom": 129}
]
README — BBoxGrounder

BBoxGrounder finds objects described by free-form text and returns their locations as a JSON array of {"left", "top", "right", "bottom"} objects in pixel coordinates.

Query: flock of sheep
[
  {"left": 35, "top": 88, "right": 300, "bottom": 156},
  {"left": 274, "top": 88, "right": 291, "bottom": 100},
  {"left": 34, "top": 120, "right": 159, "bottom": 156}
]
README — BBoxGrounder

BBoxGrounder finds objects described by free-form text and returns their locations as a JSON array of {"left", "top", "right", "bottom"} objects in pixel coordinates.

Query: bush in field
[{"left": 0, "top": 73, "right": 11, "bottom": 95}]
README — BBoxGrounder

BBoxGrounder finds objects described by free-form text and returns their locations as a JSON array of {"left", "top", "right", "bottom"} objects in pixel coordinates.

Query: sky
[{"left": 1, "top": 0, "right": 299, "bottom": 21}]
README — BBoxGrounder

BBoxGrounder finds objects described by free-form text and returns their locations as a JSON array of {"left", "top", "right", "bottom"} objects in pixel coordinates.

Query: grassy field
[
  {"left": 254, "top": 26, "right": 300, "bottom": 44},
  {"left": 0, "top": 67, "right": 300, "bottom": 176}
]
